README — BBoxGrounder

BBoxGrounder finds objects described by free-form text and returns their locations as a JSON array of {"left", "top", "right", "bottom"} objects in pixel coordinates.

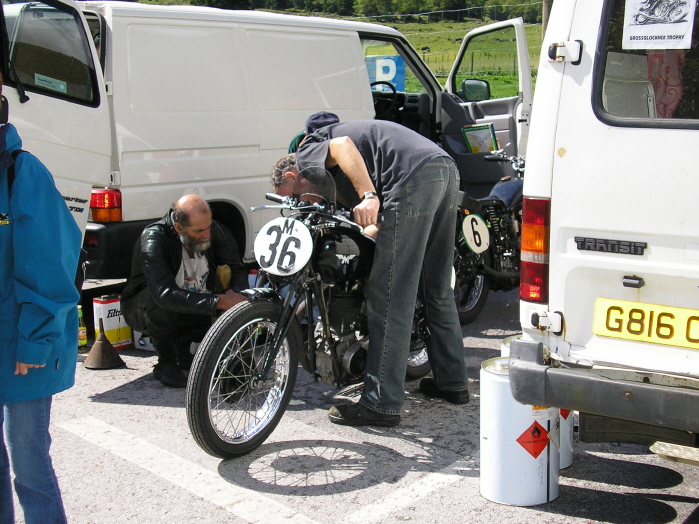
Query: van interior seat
[{"left": 603, "top": 51, "right": 657, "bottom": 118}]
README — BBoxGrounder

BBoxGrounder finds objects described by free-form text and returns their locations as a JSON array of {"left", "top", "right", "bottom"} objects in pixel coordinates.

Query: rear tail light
[
  {"left": 84, "top": 230, "right": 99, "bottom": 247},
  {"left": 520, "top": 197, "right": 550, "bottom": 303},
  {"left": 90, "top": 189, "right": 122, "bottom": 222}
]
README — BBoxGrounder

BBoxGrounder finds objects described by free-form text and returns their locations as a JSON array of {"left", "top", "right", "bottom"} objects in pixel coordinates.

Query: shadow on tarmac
[
  {"left": 85, "top": 349, "right": 185, "bottom": 408},
  {"left": 566, "top": 451, "right": 684, "bottom": 489},
  {"left": 538, "top": 486, "right": 683, "bottom": 523},
  {"left": 530, "top": 449, "right": 697, "bottom": 524},
  {"left": 216, "top": 437, "right": 476, "bottom": 496},
  {"left": 217, "top": 439, "right": 411, "bottom": 495}
]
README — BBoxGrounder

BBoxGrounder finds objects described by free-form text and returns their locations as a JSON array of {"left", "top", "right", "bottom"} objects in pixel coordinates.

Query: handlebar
[
  {"left": 483, "top": 150, "right": 525, "bottom": 174},
  {"left": 265, "top": 192, "right": 288, "bottom": 204},
  {"left": 253, "top": 193, "right": 381, "bottom": 233}
]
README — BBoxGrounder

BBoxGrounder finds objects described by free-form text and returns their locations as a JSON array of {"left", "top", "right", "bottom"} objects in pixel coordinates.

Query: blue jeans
[
  {"left": 0, "top": 396, "right": 67, "bottom": 524},
  {"left": 360, "top": 157, "right": 468, "bottom": 415}
]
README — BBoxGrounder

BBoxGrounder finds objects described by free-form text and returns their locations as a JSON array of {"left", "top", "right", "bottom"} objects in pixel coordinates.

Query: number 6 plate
[
  {"left": 254, "top": 217, "right": 313, "bottom": 276},
  {"left": 462, "top": 214, "right": 490, "bottom": 254}
]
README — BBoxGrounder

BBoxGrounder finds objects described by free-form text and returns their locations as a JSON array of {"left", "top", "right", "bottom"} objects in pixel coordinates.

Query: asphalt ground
[{"left": 11, "top": 289, "right": 699, "bottom": 524}]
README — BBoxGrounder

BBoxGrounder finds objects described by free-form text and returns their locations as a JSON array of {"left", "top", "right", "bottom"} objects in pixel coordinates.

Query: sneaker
[
  {"left": 153, "top": 362, "right": 187, "bottom": 388},
  {"left": 328, "top": 403, "right": 400, "bottom": 427},
  {"left": 419, "top": 378, "right": 469, "bottom": 405}
]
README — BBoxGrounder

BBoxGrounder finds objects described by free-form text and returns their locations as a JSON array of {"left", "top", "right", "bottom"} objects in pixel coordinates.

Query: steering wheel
[{"left": 370, "top": 81, "right": 398, "bottom": 119}]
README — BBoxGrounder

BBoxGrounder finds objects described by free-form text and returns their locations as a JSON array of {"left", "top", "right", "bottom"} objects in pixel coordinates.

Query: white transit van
[
  {"left": 510, "top": 0, "right": 699, "bottom": 456},
  {"left": 0, "top": 0, "right": 533, "bottom": 279}
]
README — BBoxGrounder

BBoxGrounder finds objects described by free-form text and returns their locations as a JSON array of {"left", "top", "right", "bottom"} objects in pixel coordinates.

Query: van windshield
[
  {"left": 3, "top": 1, "right": 98, "bottom": 106},
  {"left": 600, "top": 0, "right": 699, "bottom": 121}
]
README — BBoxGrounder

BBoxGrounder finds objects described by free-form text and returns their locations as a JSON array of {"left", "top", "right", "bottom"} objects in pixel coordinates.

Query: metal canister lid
[{"left": 481, "top": 356, "right": 510, "bottom": 376}]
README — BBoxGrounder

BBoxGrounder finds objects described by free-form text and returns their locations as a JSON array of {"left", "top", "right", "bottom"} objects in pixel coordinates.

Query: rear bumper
[
  {"left": 84, "top": 220, "right": 152, "bottom": 279},
  {"left": 509, "top": 337, "right": 699, "bottom": 433}
]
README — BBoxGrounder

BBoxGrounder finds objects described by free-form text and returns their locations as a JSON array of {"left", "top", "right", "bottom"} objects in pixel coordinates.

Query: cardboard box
[{"left": 93, "top": 294, "right": 132, "bottom": 350}]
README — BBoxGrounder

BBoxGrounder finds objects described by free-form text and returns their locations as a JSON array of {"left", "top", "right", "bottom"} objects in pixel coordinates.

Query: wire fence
[{"left": 349, "top": 1, "right": 544, "bottom": 24}]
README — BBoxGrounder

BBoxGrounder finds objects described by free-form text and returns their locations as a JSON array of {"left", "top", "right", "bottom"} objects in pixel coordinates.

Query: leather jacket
[{"left": 122, "top": 210, "right": 248, "bottom": 316}]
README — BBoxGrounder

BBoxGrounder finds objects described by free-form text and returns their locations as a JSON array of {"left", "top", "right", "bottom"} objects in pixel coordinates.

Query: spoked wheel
[
  {"left": 454, "top": 247, "right": 490, "bottom": 325},
  {"left": 406, "top": 339, "right": 431, "bottom": 381},
  {"left": 186, "top": 301, "right": 301, "bottom": 459}
]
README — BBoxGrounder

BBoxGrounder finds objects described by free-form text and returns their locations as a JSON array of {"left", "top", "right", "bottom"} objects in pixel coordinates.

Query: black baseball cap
[{"left": 304, "top": 111, "right": 339, "bottom": 136}]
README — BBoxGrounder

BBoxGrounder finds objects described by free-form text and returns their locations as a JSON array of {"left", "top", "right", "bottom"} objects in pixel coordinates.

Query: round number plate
[
  {"left": 462, "top": 214, "right": 490, "bottom": 254},
  {"left": 254, "top": 217, "right": 313, "bottom": 276}
]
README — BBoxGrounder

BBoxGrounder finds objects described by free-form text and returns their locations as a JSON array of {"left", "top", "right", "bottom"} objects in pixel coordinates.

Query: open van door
[
  {"left": 443, "top": 18, "right": 533, "bottom": 198},
  {"left": 1, "top": 0, "right": 111, "bottom": 235}
]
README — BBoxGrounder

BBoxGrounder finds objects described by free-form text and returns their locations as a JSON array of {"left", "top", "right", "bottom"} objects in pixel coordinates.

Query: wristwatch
[{"left": 362, "top": 191, "right": 378, "bottom": 200}]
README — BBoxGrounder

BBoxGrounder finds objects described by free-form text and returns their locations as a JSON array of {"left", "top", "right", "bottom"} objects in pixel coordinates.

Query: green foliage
[{"left": 354, "top": 0, "right": 394, "bottom": 17}]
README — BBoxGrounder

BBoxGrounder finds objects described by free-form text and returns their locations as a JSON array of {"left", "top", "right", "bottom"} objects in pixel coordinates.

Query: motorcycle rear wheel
[
  {"left": 186, "top": 301, "right": 300, "bottom": 459},
  {"left": 454, "top": 248, "right": 491, "bottom": 324}
]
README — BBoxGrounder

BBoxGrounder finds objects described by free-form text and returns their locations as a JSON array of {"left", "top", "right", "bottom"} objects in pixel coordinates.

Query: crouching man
[{"left": 122, "top": 195, "right": 248, "bottom": 387}]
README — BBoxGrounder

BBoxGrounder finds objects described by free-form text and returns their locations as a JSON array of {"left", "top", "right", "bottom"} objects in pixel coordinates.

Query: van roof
[{"left": 79, "top": 1, "right": 405, "bottom": 37}]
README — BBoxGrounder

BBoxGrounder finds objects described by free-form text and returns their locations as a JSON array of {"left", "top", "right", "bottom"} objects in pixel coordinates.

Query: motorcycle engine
[
  {"left": 312, "top": 230, "right": 375, "bottom": 386},
  {"left": 315, "top": 231, "right": 374, "bottom": 288}
]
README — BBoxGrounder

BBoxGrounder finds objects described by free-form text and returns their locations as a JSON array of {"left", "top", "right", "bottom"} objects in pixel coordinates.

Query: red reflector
[
  {"left": 84, "top": 231, "right": 99, "bottom": 247},
  {"left": 522, "top": 198, "right": 550, "bottom": 227},
  {"left": 90, "top": 189, "right": 122, "bottom": 209},
  {"left": 520, "top": 260, "right": 548, "bottom": 303}
]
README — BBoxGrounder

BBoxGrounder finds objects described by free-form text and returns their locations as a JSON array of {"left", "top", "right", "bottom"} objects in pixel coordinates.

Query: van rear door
[
  {"left": 444, "top": 18, "right": 533, "bottom": 197},
  {"left": 547, "top": 0, "right": 699, "bottom": 378},
  {"left": 2, "top": 0, "right": 111, "bottom": 234}
]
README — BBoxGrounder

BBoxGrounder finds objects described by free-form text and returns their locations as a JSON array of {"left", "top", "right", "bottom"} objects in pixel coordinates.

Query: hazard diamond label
[
  {"left": 516, "top": 421, "right": 550, "bottom": 459},
  {"left": 560, "top": 409, "right": 571, "bottom": 420}
]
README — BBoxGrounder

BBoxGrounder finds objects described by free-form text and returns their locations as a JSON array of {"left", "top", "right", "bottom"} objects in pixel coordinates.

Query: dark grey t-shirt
[{"left": 296, "top": 120, "right": 448, "bottom": 206}]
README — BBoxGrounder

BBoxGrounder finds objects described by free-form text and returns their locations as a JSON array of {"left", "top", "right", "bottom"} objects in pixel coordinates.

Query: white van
[
  {"left": 0, "top": 0, "right": 533, "bottom": 279},
  {"left": 510, "top": 0, "right": 699, "bottom": 454}
]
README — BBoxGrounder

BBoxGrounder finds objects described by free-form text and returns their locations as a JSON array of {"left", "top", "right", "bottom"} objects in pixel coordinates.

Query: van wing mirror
[{"left": 460, "top": 79, "right": 491, "bottom": 102}]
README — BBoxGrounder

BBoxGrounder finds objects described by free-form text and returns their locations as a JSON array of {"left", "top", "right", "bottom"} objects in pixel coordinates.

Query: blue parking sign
[{"left": 366, "top": 55, "right": 405, "bottom": 91}]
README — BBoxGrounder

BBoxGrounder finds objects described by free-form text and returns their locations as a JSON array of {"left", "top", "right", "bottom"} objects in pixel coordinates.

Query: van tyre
[{"left": 186, "top": 301, "right": 300, "bottom": 459}]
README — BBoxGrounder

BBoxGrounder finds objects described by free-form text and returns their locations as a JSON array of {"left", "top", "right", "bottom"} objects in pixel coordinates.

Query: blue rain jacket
[{"left": 0, "top": 123, "right": 82, "bottom": 403}]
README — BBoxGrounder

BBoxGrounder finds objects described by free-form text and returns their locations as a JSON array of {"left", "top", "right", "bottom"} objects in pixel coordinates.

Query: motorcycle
[
  {"left": 186, "top": 168, "right": 432, "bottom": 459},
  {"left": 453, "top": 150, "right": 524, "bottom": 324},
  {"left": 634, "top": 0, "right": 689, "bottom": 25}
]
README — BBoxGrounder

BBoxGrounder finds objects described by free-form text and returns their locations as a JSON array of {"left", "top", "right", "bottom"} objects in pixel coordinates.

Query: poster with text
[{"left": 623, "top": 0, "right": 697, "bottom": 49}]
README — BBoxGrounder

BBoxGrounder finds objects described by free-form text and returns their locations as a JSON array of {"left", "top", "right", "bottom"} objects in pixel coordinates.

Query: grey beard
[{"left": 179, "top": 233, "right": 210, "bottom": 253}]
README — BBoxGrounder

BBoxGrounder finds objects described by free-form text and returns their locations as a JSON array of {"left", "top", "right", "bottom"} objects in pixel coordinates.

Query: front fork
[{"left": 251, "top": 272, "right": 306, "bottom": 387}]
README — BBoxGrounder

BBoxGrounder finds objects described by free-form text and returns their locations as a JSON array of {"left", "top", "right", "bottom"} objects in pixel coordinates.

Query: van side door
[
  {"left": 2, "top": 0, "right": 111, "bottom": 233},
  {"left": 444, "top": 18, "right": 533, "bottom": 197}
]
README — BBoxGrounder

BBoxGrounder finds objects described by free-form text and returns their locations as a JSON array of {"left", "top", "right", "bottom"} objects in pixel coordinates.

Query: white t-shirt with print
[{"left": 175, "top": 247, "right": 210, "bottom": 293}]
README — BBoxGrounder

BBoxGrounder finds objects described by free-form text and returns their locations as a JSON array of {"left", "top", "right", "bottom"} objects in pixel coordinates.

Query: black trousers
[{"left": 122, "top": 288, "right": 211, "bottom": 366}]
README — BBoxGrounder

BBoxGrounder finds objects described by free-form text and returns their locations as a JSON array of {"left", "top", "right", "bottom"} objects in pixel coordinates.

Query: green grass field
[
  {"left": 387, "top": 19, "right": 542, "bottom": 77},
  {"left": 372, "top": 18, "right": 543, "bottom": 95}
]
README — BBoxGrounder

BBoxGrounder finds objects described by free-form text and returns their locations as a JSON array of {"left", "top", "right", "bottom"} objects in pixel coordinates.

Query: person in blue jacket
[{"left": 0, "top": 91, "right": 82, "bottom": 522}]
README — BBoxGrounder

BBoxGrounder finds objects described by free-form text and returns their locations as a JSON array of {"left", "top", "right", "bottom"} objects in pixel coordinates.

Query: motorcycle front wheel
[
  {"left": 186, "top": 301, "right": 301, "bottom": 459},
  {"left": 454, "top": 248, "right": 491, "bottom": 324}
]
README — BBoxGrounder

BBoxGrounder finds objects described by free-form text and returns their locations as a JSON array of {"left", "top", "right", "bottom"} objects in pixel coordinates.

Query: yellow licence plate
[{"left": 593, "top": 298, "right": 699, "bottom": 350}]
